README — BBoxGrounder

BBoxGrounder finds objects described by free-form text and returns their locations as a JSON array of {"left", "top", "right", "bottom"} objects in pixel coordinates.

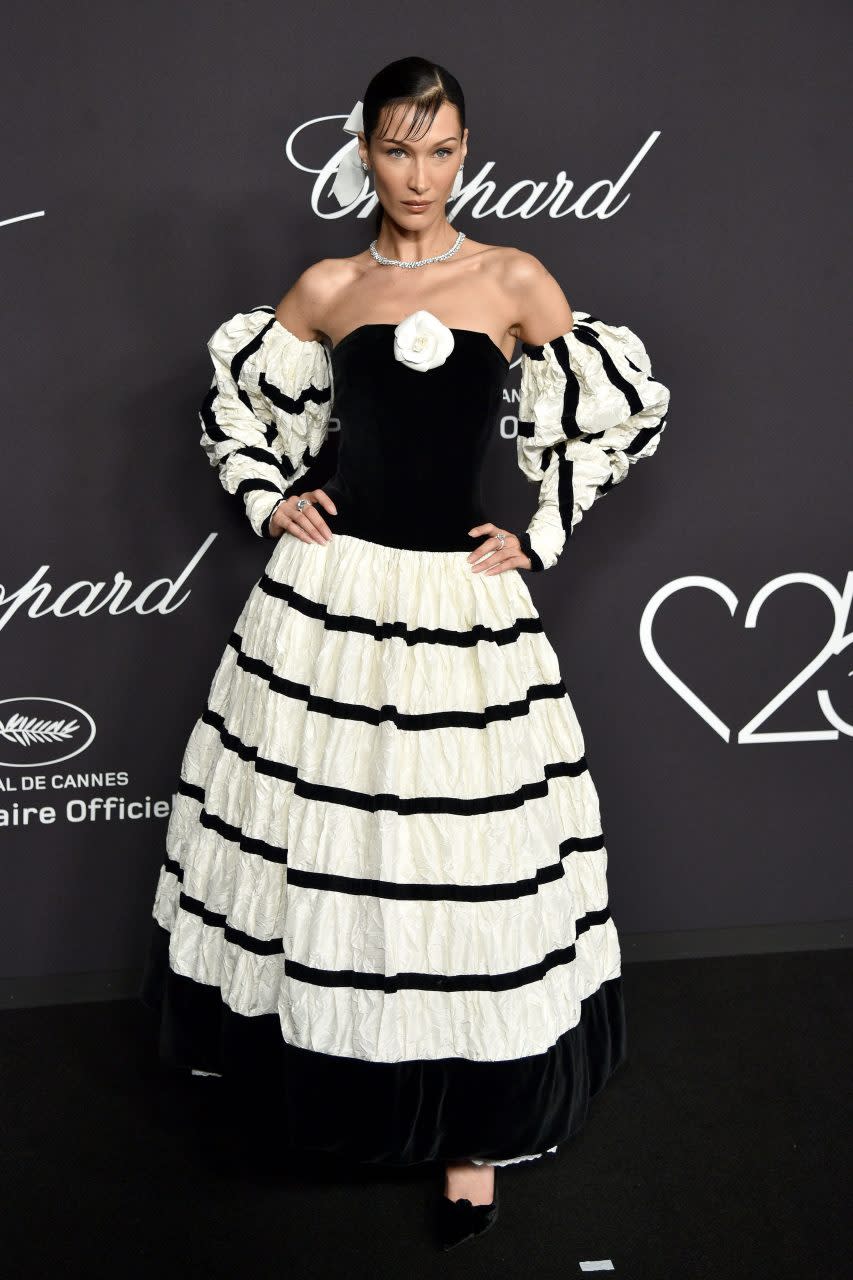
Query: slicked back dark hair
[{"left": 360, "top": 56, "right": 466, "bottom": 237}]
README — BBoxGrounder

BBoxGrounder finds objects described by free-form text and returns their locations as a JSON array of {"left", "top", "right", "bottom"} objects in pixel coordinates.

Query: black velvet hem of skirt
[{"left": 139, "top": 917, "right": 627, "bottom": 1167}]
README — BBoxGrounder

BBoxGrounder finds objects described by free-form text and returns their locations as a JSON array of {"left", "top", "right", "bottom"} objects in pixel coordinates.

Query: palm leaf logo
[{"left": 0, "top": 713, "right": 80, "bottom": 746}]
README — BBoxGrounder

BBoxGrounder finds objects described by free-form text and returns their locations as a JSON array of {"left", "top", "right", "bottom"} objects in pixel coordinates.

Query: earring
[
  {"left": 449, "top": 165, "right": 464, "bottom": 199},
  {"left": 361, "top": 160, "right": 369, "bottom": 171}
]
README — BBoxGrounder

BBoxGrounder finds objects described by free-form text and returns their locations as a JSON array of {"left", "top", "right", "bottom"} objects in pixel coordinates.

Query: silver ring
[
  {"left": 295, "top": 497, "right": 312, "bottom": 513},
  {"left": 496, "top": 531, "right": 506, "bottom": 550}
]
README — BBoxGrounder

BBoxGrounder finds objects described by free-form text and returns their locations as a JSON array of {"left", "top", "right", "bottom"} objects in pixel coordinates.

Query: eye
[{"left": 384, "top": 147, "right": 454, "bottom": 158}]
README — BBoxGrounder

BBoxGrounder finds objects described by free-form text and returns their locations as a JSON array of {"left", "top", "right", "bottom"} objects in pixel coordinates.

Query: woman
[{"left": 140, "top": 56, "right": 671, "bottom": 1251}]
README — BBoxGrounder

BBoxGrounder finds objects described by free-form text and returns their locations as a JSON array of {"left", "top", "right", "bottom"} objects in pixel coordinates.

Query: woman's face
[{"left": 359, "top": 100, "right": 467, "bottom": 222}]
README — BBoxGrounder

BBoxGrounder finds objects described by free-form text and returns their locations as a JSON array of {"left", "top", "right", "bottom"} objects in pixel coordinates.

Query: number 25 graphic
[{"left": 640, "top": 571, "right": 853, "bottom": 744}]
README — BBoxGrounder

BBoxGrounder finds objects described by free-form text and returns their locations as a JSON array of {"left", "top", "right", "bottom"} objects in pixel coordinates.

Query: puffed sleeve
[
  {"left": 516, "top": 310, "right": 671, "bottom": 571},
  {"left": 199, "top": 305, "right": 334, "bottom": 538}
]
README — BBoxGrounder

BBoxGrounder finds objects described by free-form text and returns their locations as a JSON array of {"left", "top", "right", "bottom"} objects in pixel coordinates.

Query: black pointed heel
[{"left": 436, "top": 1179, "right": 499, "bottom": 1250}]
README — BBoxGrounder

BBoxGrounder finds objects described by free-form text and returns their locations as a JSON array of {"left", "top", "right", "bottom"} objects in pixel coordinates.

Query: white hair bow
[{"left": 329, "top": 100, "right": 465, "bottom": 208}]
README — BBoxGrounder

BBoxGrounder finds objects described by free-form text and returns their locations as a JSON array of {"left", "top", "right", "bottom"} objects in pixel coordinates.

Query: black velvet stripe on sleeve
[
  {"left": 260, "top": 432, "right": 342, "bottom": 539},
  {"left": 517, "top": 529, "right": 544, "bottom": 572}
]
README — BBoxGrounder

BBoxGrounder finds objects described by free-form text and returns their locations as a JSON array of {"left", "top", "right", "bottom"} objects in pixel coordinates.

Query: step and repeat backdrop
[{"left": 1, "top": 2, "right": 849, "bottom": 1000}]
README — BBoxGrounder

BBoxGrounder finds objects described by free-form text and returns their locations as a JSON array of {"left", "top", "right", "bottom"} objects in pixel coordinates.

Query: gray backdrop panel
[{"left": 1, "top": 1, "right": 849, "bottom": 998}]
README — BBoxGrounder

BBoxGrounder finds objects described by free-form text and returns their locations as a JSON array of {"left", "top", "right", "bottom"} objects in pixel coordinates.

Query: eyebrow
[{"left": 382, "top": 135, "right": 459, "bottom": 145}]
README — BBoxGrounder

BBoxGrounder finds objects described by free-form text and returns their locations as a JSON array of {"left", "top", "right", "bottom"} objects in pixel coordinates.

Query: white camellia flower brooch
[{"left": 392, "top": 309, "right": 454, "bottom": 372}]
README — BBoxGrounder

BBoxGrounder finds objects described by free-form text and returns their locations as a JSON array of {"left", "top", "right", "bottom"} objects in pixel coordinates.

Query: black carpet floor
[{"left": 2, "top": 948, "right": 849, "bottom": 1278}]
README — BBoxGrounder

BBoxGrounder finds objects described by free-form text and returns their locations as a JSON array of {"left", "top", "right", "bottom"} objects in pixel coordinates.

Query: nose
[{"left": 409, "top": 158, "right": 429, "bottom": 193}]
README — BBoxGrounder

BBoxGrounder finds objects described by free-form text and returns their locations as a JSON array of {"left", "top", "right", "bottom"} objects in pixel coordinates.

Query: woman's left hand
[{"left": 467, "top": 523, "right": 531, "bottom": 574}]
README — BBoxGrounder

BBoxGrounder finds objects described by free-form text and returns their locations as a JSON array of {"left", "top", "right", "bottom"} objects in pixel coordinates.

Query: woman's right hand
[{"left": 270, "top": 489, "right": 338, "bottom": 544}]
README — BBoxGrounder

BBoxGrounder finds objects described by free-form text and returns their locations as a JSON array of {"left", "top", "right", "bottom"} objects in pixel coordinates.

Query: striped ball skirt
[{"left": 140, "top": 526, "right": 627, "bottom": 1167}]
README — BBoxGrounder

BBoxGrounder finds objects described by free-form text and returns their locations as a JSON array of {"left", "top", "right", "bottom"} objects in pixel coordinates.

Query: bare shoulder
[
  {"left": 499, "top": 248, "right": 574, "bottom": 344},
  {"left": 499, "top": 247, "right": 551, "bottom": 292},
  {"left": 275, "top": 257, "right": 360, "bottom": 342}
]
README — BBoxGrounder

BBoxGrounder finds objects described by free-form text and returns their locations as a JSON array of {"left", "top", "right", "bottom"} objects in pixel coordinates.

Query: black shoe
[{"left": 436, "top": 1179, "right": 499, "bottom": 1250}]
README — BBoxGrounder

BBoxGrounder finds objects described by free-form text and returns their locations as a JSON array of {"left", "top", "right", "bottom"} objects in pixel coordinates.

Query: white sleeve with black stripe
[
  {"left": 200, "top": 306, "right": 334, "bottom": 538},
  {"left": 516, "top": 311, "right": 671, "bottom": 571}
]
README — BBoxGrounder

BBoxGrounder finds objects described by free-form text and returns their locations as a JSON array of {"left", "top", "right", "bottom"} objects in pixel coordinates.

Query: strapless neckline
[{"left": 331, "top": 322, "right": 512, "bottom": 369}]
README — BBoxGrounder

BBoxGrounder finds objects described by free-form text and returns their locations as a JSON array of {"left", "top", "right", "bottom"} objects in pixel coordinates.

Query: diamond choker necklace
[{"left": 369, "top": 229, "right": 466, "bottom": 269}]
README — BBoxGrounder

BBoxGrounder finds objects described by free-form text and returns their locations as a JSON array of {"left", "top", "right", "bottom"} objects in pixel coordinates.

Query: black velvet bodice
[{"left": 321, "top": 324, "right": 510, "bottom": 552}]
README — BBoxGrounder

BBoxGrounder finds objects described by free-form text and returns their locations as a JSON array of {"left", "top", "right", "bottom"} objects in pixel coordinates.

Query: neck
[{"left": 373, "top": 217, "right": 460, "bottom": 263}]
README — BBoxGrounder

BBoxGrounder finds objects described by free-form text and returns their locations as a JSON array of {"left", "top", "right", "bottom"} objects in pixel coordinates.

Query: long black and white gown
[{"left": 140, "top": 303, "right": 671, "bottom": 1168}]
